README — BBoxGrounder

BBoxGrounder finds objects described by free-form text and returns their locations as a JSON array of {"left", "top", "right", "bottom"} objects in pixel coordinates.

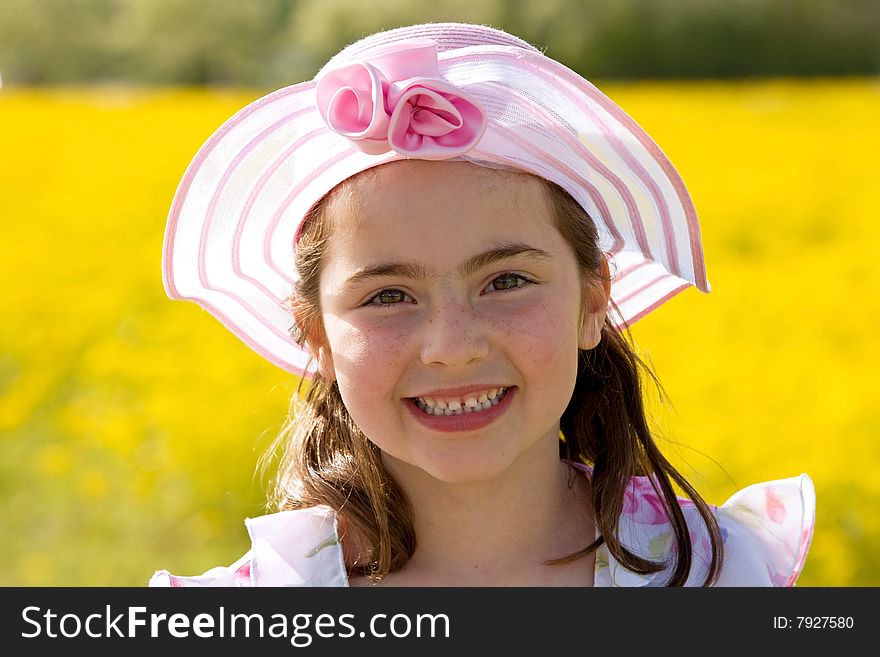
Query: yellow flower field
[{"left": 1, "top": 80, "right": 877, "bottom": 586}]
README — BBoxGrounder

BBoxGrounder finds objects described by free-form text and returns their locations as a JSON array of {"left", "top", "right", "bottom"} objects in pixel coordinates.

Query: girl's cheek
[
  {"left": 330, "top": 317, "right": 410, "bottom": 371},
  {"left": 489, "top": 300, "right": 572, "bottom": 366}
]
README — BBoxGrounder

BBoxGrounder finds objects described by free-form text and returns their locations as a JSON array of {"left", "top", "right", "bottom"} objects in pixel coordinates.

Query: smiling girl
[{"left": 151, "top": 23, "right": 814, "bottom": 587}]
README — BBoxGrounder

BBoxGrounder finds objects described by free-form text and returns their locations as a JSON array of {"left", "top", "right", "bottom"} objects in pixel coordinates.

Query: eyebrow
[{"left": 343, "top": 242, "right": 553, "bottom": 288}]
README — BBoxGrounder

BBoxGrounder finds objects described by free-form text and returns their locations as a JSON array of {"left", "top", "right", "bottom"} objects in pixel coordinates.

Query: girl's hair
[{"left": 263, "top": 165, "right": 724, "bottom": 586}]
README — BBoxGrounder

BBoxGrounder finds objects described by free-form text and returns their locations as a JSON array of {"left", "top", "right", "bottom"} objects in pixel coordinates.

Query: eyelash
[
  {"left": 484, "top": 272, "right": 536, "bottom": 294},
  {"left": 363, "top": 273, "right": 536, "bottom": 308},
  {"left": 363, "top": 289, "right": 413, "bottom": 307}
]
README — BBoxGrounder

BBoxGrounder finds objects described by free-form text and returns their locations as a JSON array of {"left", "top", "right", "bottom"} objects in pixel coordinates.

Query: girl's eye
[
  {"left": 364, "top": 289, "right": 411, "bottom": 307},
  {"left": 486, "top": 273, "right": 533, "bottom": 292}
]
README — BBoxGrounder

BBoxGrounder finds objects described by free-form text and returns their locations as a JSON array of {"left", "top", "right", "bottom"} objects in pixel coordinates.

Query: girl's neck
[{"left": 366, "top": 451, "right": 595, "bottom": 587}]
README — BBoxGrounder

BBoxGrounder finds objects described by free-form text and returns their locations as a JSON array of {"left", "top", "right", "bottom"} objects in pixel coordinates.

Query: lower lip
[{"left": 403, "top": 388, "right": 516, "bottom": 433}]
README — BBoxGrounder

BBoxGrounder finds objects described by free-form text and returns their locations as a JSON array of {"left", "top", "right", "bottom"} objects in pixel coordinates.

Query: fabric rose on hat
[{"left": 315, "top": 40, "right": 487, "bottom": 159}]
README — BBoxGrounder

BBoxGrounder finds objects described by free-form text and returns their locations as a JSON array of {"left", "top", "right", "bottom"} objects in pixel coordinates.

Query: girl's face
[{"left": 316, "top": 161, "right": 606, "bottom": 485}]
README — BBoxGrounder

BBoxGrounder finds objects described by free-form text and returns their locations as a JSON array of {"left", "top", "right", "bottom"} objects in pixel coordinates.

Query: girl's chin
[{"left": 383, "top": 451, "right": 523, "bottom": 487}]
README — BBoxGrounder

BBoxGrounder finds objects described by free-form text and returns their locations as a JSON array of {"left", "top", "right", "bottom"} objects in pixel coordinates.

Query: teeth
[{"left": 413, "top": 388, "right": 509, "bottom": 416}]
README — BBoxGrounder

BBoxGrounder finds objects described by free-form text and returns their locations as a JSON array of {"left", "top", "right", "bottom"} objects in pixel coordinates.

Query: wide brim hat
[{"left": 162, "top": 22, "right": 709, "bottom": 376}]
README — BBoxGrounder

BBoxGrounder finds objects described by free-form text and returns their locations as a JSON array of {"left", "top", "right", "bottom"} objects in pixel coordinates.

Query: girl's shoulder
[
  {"left": 584, "top": 464, "right": 816, "bottom": 587},
  {"left": 148, "top": 505, "right": 347, "bottom": 587}
]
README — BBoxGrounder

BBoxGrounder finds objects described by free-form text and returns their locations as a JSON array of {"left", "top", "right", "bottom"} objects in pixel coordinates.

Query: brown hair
[{"left": 262, "top": 165, "right": 724, "bottom": 586}]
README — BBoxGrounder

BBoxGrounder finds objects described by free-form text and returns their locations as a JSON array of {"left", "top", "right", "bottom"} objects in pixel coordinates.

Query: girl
[{"left": 151, "top": 23, "right": 814, "bottom": 587}]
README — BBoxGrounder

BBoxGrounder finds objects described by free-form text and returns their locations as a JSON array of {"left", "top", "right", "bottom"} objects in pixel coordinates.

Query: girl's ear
[
  {"left": 578, "top": 254, "right": 612, "bottom": 350},
  {"left": 302, "top": 331, "right": 336, "bottom": 382},
  {"left": 315, "top": 344, "right": 336, "bottom": 382},
  {"left": 290, "top": 297, "right": 336, "bottom": 382}
]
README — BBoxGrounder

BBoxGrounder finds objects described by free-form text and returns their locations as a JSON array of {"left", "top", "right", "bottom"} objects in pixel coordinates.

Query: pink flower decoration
[
  {"left": 622, "top": 476, "right": 672, "bottom": 526},
  {"left": 233, "top": 560, "right": 252, "bottom": 586},
  {"left": 764, "top": 486, "right": 788, "bottom": 524},
  {"left": 315, "top": 39, "right": 487, "bottom": 159},
  {"left": 769, "top": 566, "right": 789, "bottom": 587}
]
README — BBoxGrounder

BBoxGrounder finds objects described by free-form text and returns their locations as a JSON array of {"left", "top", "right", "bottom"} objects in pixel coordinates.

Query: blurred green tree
[{"left": 0, "top": 1, "right": 877, "bottom": 87}]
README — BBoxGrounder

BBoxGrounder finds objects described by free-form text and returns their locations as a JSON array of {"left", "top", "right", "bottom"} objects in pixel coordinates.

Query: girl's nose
[{"left": 420, "top": 301, "right": 490, "bottom": 368}]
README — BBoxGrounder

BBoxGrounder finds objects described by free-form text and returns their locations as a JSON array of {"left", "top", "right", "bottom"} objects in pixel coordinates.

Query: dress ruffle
[
  {"left": 148, "top": 506, "right": 346, "bottom": 587},
  {"left": 713, "top": 473, "right": 815, "bottom": 586},
  {"left": 149, "top": 472, "right": 815, "bottom": 587},
  {"left": 594, "top": 472, "right": 815, "bottom": 586}
]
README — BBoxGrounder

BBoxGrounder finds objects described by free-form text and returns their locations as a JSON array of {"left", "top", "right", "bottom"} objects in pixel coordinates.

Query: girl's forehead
[
  {"left": 319, "top": 161, "right": 569, "bottom": 277},
  {"left": 327, "top": 160, "right": 552, "bottom": 237}
]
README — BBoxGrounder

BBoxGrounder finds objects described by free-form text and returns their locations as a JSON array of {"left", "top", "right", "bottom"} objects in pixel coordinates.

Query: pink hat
[{"left": 162, "top": 22, "right": 709, "bottom": 375}]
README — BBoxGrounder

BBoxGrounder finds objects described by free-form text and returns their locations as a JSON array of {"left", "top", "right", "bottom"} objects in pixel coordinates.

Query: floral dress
[{"left": 149, "top": 469, "right": 815, "bottom": 587}]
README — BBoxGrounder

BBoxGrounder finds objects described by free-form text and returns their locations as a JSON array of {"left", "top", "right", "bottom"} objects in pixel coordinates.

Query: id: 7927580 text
[{"left": 772, "top": 616, "right": 854, "bottom": 629}]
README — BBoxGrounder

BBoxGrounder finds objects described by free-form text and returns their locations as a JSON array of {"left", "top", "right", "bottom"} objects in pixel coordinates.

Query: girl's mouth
[{"left": 408, "top": 387, "right": 511, "bottom": 416}]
